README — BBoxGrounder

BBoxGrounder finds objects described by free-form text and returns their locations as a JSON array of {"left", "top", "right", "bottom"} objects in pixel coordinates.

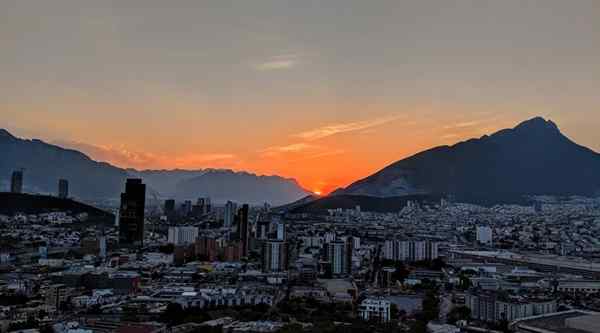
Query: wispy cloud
[
  {"left": 260, "top": 143, "right": 316, "bottom": 157},
  {"left": 443, "top": 120, "right": 480, "bottom": 129},
  {"left": 253, "top": 54, "right": 300, "bottom": 71},
  {"left": 295, "top": 114, "right": 403, "bottom": 141}
]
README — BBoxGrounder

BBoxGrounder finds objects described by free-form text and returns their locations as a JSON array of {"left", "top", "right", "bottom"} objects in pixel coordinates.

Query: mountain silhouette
[
  {"left": 0, "top": 130, "right": 309, "bottom": 204},
  {"left": 334, "top": 117, "right": 600, "bottom": 201}
]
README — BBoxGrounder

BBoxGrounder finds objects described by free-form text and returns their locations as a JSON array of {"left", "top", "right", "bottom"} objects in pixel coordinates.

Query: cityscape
[{"left": 2, "top": 1, "right": 600, "bottom": 333}]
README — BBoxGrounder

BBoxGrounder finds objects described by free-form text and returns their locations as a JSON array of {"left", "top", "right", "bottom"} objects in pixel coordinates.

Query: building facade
[{"left": 118, "top": 179, "right": 146, "bottom": 247}]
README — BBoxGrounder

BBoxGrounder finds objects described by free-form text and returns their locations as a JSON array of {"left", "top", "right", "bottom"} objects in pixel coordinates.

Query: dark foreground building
[{"left": 119, "top": 179, "right": 146, "bottom": 247}]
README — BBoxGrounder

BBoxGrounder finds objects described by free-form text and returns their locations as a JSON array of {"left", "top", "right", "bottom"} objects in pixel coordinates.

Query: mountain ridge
[
  {"left": 0, "top": 129, "right": 309, "bottom": 205},
  {"left": 334, "top": 117, "right": 600, "bottom": 200}
]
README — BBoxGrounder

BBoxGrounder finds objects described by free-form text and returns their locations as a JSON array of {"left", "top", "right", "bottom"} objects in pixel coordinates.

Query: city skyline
[{"left": 2, "top": 0, "right": 599, "bottom": 194}]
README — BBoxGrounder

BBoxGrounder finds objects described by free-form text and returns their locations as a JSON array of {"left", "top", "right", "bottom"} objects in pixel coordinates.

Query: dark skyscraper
[
  {"left": 119, "top": 179, "right": 146, "bottom": 247},
  {"left": 10, "top": 170, "right": 23, "bottom": 194},
  {"left": 58, "top": 179, "right": 69, "bottom": 199},
  {"left": 164, "top": 199, "right": 175, "bottom": 216},
  {"left": 236, "top": 204, "right": 250, "bottom": 257}
]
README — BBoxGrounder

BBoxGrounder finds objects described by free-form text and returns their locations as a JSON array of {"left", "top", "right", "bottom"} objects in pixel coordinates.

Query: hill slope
[
  {"left": 0, "top": 129, "right": 127, "bottom": 200},
  {"left": 0, "top": 192, "right": 114, "bottom": 217},
  {"left": 334, "top": 117, "right": 600, "bottom": 201}
]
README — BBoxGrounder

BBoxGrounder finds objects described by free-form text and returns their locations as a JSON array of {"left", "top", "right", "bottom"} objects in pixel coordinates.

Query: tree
[
  {"left": 422, "top": 291, "right": 440, "bottom": 322},
  {"left": 447, "top": 306, "right": 471, "bottom": 324},
  {"left": 163, "top": 303, "right": 185, "bottom": 327}
]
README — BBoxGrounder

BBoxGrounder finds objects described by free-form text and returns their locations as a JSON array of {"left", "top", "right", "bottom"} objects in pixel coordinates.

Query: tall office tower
[
  {"left": 476, "top": 226, "right": 493, "bottom": 245},
  {"left": 10, "top": 170, "right": 23, "bottom": 193},
  {"left": 118, "top": 179, "right": 146, "bottom": 247},
  {"left": 99, "top": 236, "right": 107, "bottom": 258},
  {"left": 58, "top": 179, "right": 69, "bottom": 199},
  {"left": 181, "top": 200, "right": 193, "bottom": 216},
  {"left": 276, "top": 222, "right": 286, "bottom": 241},
  {"left": 262, "top": 240, "right": 288, "bottom": 272},
  {"left": 345, "top": 236, "right": 354, "bottom": 274},
  {"left": 236, "top": 204, "right": 250, "bottom": 257},
  {"left": 224, "top": 201, "right": 237, "bottom": 228},
  {"left": 164, "top": 199, "right": 176, "bottom": 216},
  {"left": 168, "top": 226, "right": 199, "bottom": 245},
  {"left": 204, "top": 197, "right": 212, "bottom": 214},
  {"left": 256, "top": 220, "right": 270, "bottom": 240},
  {"left": 327, "top": 240, "right": 351, "bottom": 277}
]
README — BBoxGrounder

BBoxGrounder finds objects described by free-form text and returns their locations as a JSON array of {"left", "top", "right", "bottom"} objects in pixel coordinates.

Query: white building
[
  {"left": 262, "top": 240, "right": 288, "bottom": 272},
  {"left": 557, "top": 280, "right": 600, "bottom": 294},
  {"left": 224, "top": 201, "right": 237, "bottom": 228},
  {"left": 276, "top": 223, "right": 286, "bottom": 241},
  {"left": 383, "top": 240, "right": 439, "bottom": 262},
  {"left": 359, "top": 298, "right": 391, "bottom": 323},
  {"left": 477, "top": 226, "right": 493, "bottom": 245},
  {"left": 327, "top": 240, "right": 351, "bottom": 276},
  {"left": 168, "top": 226, "right": 199, "bottom": 245}
]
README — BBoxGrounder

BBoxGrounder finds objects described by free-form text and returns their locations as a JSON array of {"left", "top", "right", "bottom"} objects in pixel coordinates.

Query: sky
[{"left": 1, "top": 0, "right": 599, "bottom": 194}]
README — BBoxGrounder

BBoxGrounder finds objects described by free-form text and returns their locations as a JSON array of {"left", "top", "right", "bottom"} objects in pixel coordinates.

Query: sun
[{"left": 314, "top": 190, "right": 322, "bottom": 196}]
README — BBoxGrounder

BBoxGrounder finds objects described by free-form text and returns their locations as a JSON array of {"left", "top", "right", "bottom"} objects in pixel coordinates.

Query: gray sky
[{"left": 1, "top": 0, "right": 599, "bottom": 192}]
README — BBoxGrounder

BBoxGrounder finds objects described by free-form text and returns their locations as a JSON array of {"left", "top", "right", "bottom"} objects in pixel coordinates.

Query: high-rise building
[
  {"left": 58, "top": 179, "right": 69, "bottom": 199},
  {"left": 236, "top": 204, "right": 250, "bottom": 257},
  {"left": 164, "top": 199, "right": 176, "bottom": 216},
  {"left": 327, "top": 240, "right": 351, "bottom": 277},
  {"left": 477, "top": 226, "right": 493, "bottom": 245},
  {"left": 181, "top": 200, "right": 193, "bottom": 216},
  {"left": 256, "top": 220, "right": 270, "bottom": 240},
  {"left": 195, "top": 237, "right": 218, "bottom": 261},
  {"left": 118, "top": 179, "right": 146, "bottom": 247},
  {"left": 224, "top": 242, "right": 242, "bottom": 262},
  {"left": 99, "top": 236, "right": 107, "bottom": 258},
  {"left": 168, "top": 226, "right": 199, "bottom": 245},
  {"left": 46, "top": 284, "right": 70, "bottom": 312},
  {"left": 10, "top": 170, "right": 23, "bottom": 194},
  {"left": 224, "top": 201, "right": 237, "bottom": 228},
  {"left": 276, "top": 223, "right": 286, "bottom": 241},
  {"left": 383, "top": 240, "right": 439, "bottom": 262},
  {"left": 262, "top": 240, "right": 288, "bottom": 272}
]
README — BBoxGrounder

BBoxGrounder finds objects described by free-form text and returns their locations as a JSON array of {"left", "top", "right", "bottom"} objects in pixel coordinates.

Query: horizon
[
  {"left": 1, "top": 115, "right": 589, "bottom": 196},
  {"left": 2, "top": 1, "right": 599, "bottom": 194}
]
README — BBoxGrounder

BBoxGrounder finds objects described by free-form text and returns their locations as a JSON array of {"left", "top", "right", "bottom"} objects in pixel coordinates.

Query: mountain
[
  {"left": 273, "top": 194, "right": 321, "bottom": 213},
  {"left": 0, "top": 130, "right": 310, "bottom": 205},
  {"left": 173, "top": 170, "right": 310, "bottom": 206},
  {"left": 334, "top": 117, "right": 600, "bottom": 201},
  {"left": 0, "top": 130, "right": 127, "bottom": 200}
]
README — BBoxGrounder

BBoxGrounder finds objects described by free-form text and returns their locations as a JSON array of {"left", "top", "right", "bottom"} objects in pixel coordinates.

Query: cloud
[
  {"left": 260, "top": 143, "right": 316, "bottom": 157},
  {"left": 295, "top": 114, "right": 403, "bottom": 141},
  {"left": 443, "top": 121, "right": 480, "bottom": 129},
  {"left": 54, "top": 140, "right": 235, "bottom": 169},
  {"left": 253, "top": 54, "right": 299, "bottom": 71}
]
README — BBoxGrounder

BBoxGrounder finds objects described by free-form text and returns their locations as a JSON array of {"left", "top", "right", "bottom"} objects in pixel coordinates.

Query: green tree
[
  {"left": 422, "top": 291, "right": 440, "bottom": 322},
  {"left": 447, "top": 306, "right": 471, "bottom": 324},
  {"left": 163, "top": 303, "right": 185, "bottom": 327}
]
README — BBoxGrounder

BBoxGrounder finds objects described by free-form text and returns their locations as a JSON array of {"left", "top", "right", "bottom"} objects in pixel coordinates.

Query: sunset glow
[{"left": 1, "top": 1, "right": 599, "bottom": 194}]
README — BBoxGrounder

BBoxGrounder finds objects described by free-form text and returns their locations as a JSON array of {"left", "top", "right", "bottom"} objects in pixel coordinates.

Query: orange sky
[
  {"left": 1, "top": 1, "right": 599, "bottom": 194},
  {"left": 3, "top": 103, "right": 567, "bottom": 195}
]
